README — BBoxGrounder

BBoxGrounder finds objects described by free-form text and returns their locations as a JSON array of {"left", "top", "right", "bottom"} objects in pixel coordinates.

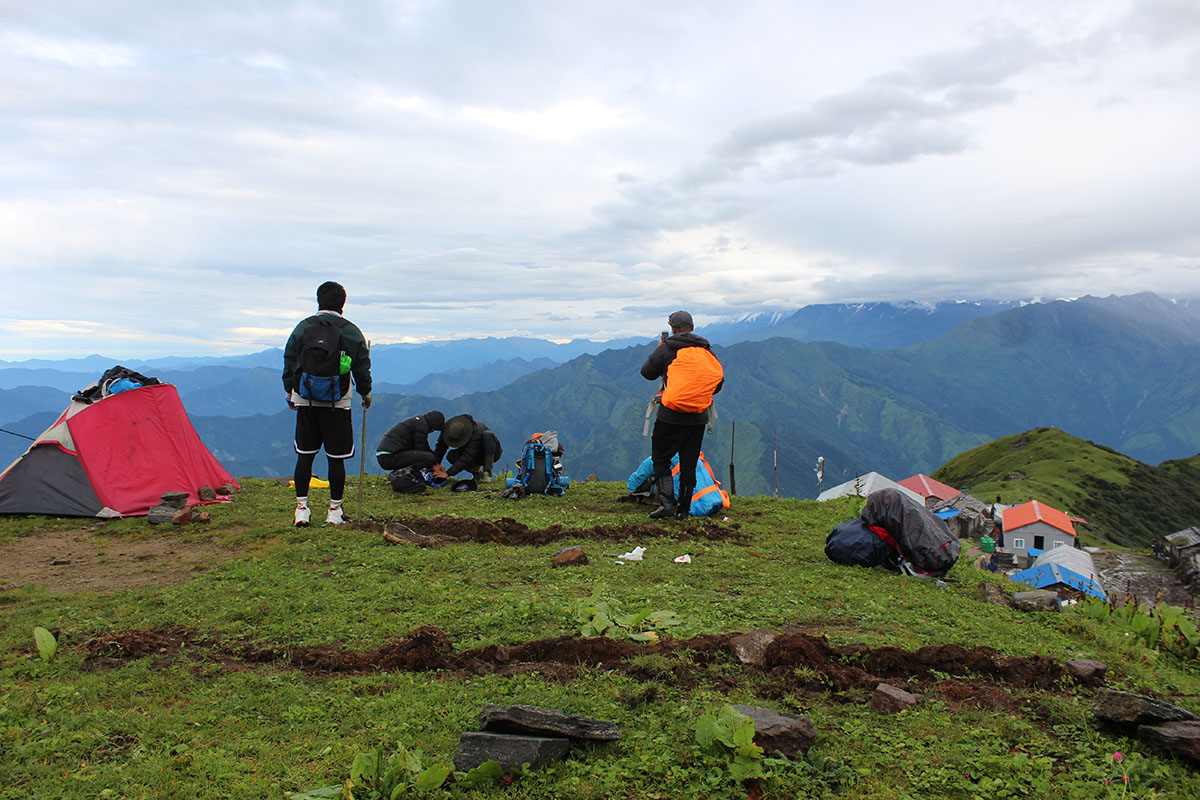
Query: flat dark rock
[
  {"left": 1092, "top": 689, "right": 1199, "bottom": 725},
  {"left": 1138, "top": 720, "right": 1200, "bottom": 763},
  {"left": 551, "top": 545, "right": 589, "bottom": 567},
  {"left": 871, "top": 683, "right": 923, "bottom": 715},
  {"left": 146, "top": 504, "right": 175, "bottom": 525},
  {"left": 452, "top": 731, "right": 569, "bottom": 772},
  {"left": 477, "top": 704, "right": 621, "bottom": 742},
  {"left": 383, "top": 523, "right": 437, "bottom": 546},
  {"left": 159, "top": 491, "right": 189, "bottom": 509},
  {"left": 1011, "top": 590, "right": 1061, "bottom": 612},
  {"left": 1064, "top": 658, "right": 1107, "bottom": 685},
  {"left": 731, "top": 704, "right": 816, "bottom": 758}
]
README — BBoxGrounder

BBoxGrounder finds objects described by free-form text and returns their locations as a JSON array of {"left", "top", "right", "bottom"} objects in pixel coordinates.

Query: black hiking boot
[
  {"left": 649, "top": 476, "right": 676, "bottom": 519},
  {"left": 675, "top": 485, "right": 693, "bottom": 520}
]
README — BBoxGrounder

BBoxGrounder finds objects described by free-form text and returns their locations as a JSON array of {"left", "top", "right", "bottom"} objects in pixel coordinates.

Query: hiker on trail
[
  {"left": 282, "top": 281, "right": 372, "bottom": 526},
  {"left": 434, "top": 414, "right": 502, "bottom": 482},
  {"left": 376, "top": 411, "right": 447, "bottom": 474},
  {"left": 640, "top": 310, "right": 724, "bottom": 520}
]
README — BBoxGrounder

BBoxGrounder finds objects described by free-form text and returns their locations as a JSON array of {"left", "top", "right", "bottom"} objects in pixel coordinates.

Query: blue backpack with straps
[{"left": 506, "top": 432, "right": 569, "bottom": 496}]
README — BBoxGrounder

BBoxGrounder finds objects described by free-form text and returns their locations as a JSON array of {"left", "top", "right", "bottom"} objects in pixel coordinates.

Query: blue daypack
[
  {"left": 825, "top": 518, "right": 895, "bottom": 569},
  {"left": 506, "top": 432, "right": 569, "bottom": 495}
]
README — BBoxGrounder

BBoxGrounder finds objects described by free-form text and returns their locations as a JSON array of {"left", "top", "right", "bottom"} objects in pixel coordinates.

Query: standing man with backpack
[
  {"left": 640, "top": 310, "right": 724, "bottom": 519},
  {"left": 282, "top": 281, "right": 372, "bottom": 526}
]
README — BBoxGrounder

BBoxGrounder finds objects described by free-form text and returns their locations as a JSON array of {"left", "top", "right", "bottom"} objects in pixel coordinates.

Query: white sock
[
  {"left": 296, "top": 497, "right": 308, "bottom": 508},
  {"left": 330, "top": 499, "right": 342, "bottom": 509}
]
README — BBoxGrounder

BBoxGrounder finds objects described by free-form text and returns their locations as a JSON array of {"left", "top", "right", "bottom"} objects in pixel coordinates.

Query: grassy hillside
[
  {"left": 932, "top": 427, "right": 1200, "bottom": 547},
  {"left": 2, "top": 480, "right": 1198, "bottom": 799}
]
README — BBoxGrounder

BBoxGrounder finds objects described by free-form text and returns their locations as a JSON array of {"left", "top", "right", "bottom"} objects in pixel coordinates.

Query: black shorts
[{"left": 295, "top": 406, "right": 355, "bottom": 459}]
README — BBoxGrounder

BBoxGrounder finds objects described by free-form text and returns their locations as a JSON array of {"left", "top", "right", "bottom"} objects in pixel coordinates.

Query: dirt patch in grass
[
  {"left": 77, "top": 625, "right": 1064, "bottom": 712},
  {"left": 0, "top": 529, "right": 236, "bottom": 595},
  {"left": 353, "top": 514, "right": 746, "bottom": 545}
]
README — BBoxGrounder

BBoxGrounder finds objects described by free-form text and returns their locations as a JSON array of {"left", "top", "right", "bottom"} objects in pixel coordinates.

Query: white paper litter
[
  {"left": 617, "top": 546, "right": 646, "bottom": 561},
  {"left": 673, "top": 554, "right": 692, "bottom": 563}
]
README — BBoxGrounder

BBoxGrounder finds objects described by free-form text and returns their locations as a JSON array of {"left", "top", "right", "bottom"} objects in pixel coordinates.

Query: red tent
[{"left": 0, "top": 383, "right": 238, "bottom": 517}]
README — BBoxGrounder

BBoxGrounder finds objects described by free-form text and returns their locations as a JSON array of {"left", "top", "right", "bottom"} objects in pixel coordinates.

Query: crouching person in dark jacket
[
  {"left": 376, "top": 410, "right": 445, "bottom": 472},
  {"left": 435, "top": 414, "right": 502, "bottom": 481}
]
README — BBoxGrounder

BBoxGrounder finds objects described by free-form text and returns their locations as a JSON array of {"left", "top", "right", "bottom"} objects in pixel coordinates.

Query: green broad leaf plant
[
  {"left": 570, "top": 589, "right": 684, "bottom": 642},
  {"left": 694, "top": 705, "right": 766, "bottom": 783},
  {"left": 33, "top": 626, "right": 57, "bottom": 662}
]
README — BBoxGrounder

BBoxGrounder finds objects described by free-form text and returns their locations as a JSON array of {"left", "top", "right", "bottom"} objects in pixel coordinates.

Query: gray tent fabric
[
  {"left": 0, "top": 444, "right": 104, "bottom": 517},
  {"left": 861, "top": 488, "right": 961, "bottom": 577}
]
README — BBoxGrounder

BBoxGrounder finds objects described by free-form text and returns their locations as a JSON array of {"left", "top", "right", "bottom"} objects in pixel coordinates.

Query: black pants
[
  {"left": 651, "top": 420, "right": 705, "bottom": 486},
  {"left": 377, "top": 450, "right": 438, "bottom": 471}
]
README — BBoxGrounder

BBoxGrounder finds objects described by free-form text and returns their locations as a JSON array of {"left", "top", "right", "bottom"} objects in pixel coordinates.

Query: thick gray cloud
[{"left": 1, "top": 0, "right": 1197, "bottom": 359}]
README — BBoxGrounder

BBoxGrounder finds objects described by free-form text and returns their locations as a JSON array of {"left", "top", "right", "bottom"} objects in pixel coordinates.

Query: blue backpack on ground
[
  {"left": 506, "top": 431, "right": 569, "bottom": 496},
  {"left": 625, "top": 452, "right": 730, "bottom": 517}
]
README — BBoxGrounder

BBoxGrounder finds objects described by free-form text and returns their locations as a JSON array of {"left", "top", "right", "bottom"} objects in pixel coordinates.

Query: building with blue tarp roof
[{"left": 1009, "top": 547, "right": 1106, "bottom": 601}]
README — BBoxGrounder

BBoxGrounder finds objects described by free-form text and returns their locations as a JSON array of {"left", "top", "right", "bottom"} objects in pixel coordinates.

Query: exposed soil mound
[
  {"left": 355, "top": 515, "right": 746, "bottom": 545},
  {"left": 760, "top": 633, "right": 1063, "bottom": 695},
  {"left": 76, "top": 625, "right": 1066, "bottom": 712}
]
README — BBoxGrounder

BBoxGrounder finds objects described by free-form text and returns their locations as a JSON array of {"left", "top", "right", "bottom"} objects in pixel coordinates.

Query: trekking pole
[
  {"left": 773, "top": 429, "right": 779, "bottom": 498},
  {"left": 728, "top": 421, "right": 736, "bottom": 496},
  {"left": 359, "top": 401, "right": 367, "bottom": 516},
  {"left": 358, "top": 339, "right": 370, "bottom": 519}
]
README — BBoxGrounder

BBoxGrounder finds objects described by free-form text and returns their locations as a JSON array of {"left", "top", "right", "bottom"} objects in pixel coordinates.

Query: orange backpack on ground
[{"left": 661, "top": 347, "right": 723, "bottom": 413}]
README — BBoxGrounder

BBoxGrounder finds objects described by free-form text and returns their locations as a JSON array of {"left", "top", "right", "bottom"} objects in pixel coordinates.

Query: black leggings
[{"left": 294, "top": 452, "right": 347, "bottom": 501}]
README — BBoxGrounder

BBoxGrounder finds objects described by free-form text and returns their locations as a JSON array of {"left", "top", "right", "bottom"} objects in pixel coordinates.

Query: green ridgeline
[{"left": 933, "top": 426, "right": 1200, "bottom": 548}]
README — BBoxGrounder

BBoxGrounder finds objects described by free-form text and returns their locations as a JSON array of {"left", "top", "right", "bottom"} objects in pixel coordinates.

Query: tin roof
[
  {"left": 816, "top": 472, "right": 925, "bottom": 505},
  {"left": 897, "top": 473, "right": 960, "bottom": 501},
  {"left": 1002, "top": 500, "right": 1076, "bottom": 538},
  {"left": 1166, "top": 527, "right": 1200, "bottom": 547}
]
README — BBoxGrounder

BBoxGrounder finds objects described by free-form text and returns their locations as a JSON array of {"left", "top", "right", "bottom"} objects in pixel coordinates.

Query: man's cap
[
  {"left": 668, "top": 310, "right": 693, "bottom": 330},
  {"left": 443, "top": 414, "right": 474, "bottom": 448},
  {"left": 423, "top": 410, "right": 445, "bottom": 430}
]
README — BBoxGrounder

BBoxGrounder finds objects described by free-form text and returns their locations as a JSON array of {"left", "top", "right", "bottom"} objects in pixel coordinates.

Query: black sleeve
[
  {"left": 281, "top": 319, "right": 307, "bottom": 393},
  {"left": 640, "top": 343, "right": 671, "bottom": 381}
]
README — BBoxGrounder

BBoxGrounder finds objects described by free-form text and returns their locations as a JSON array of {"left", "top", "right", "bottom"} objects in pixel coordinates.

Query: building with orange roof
[
  {"left": 1002, "top": 500, "right": 1077, "bottom": 563},
  {"left": 897, "top": 474, "right": 961, "bottom": 507}
]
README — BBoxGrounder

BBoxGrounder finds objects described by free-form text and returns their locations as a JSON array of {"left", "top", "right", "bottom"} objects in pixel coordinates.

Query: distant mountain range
[
  {"left": 0, "top": 298, "right": 1030, "bottom": 425},
  {"left": 3, "top": 294, "right": 1198, "bottom": 517},
  {"left": 703, "top": 299, "right": 1023, "bottom": 348}
]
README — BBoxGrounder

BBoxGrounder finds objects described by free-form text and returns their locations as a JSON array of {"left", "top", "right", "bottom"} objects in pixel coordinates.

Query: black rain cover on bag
[
  {"left": 861, "top": 488, "right": 961, "bottom": 576},
  {"left": 825, "top": 518, "right": 895, "bottom": 568}
]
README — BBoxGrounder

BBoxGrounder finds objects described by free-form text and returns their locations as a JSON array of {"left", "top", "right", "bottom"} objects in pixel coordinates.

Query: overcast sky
[{"left": 2, "top": 0, "right": 1198, "bottom": 359}]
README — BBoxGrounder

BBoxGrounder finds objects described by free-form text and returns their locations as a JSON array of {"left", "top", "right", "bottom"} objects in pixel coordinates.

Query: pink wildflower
[{"left": 1112, "top": 752, "right": 1123, "bottom": 763}]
